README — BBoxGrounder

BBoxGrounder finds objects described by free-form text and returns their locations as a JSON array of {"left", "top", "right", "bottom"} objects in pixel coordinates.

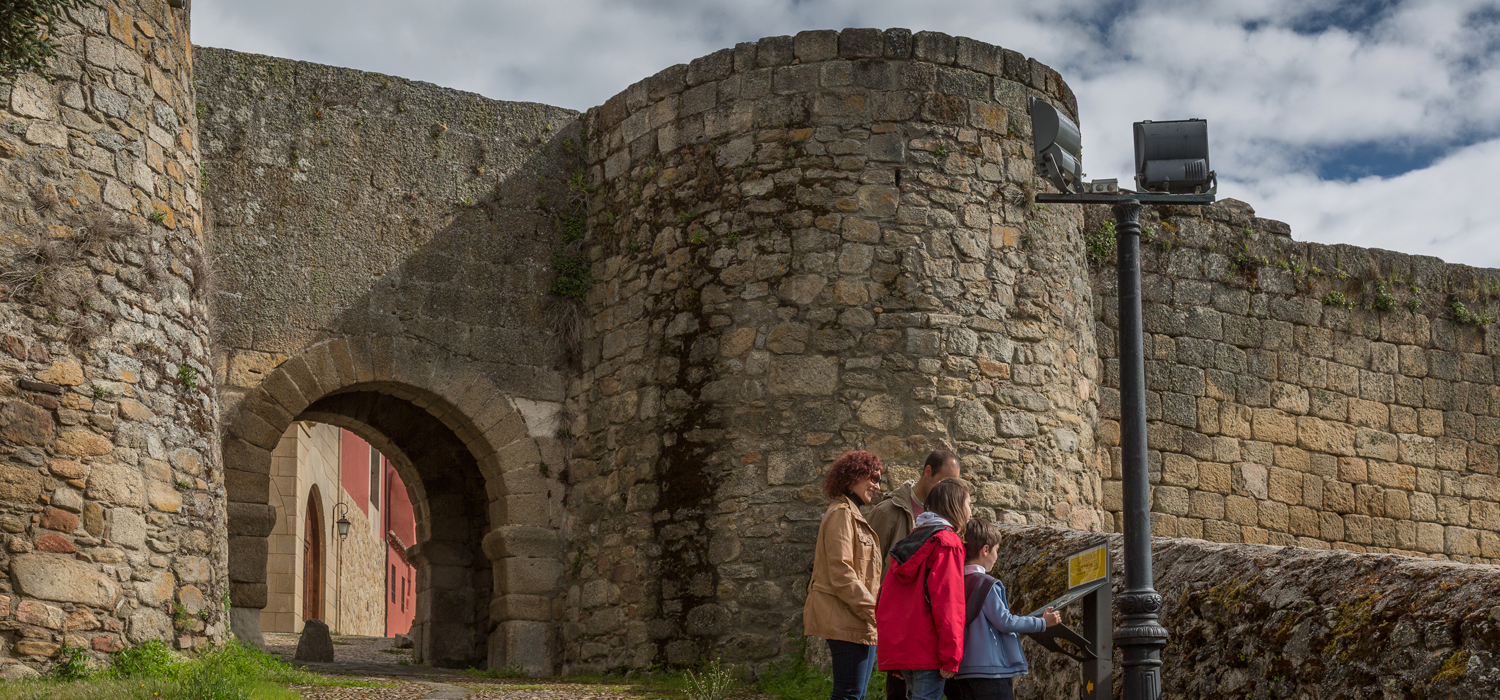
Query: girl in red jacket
[{"left": 875, "top": 477, "right": 971, "bottom": 700}]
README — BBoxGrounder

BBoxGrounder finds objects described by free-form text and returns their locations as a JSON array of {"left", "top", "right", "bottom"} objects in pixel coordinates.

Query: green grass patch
[
  {"left": 754, "top": 643, "right": 884, "bottom": 700},
  {"left": 463, "top": 662, "right": 529, "bottom": 679},
  {"left": 0, "top": 639, "right": 378, "bottom": 700}
]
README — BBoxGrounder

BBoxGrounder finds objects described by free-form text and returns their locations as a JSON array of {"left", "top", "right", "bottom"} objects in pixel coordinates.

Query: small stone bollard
[
  {"left": 393, "top": 633, "right": 413, "bottom": 649},
  {"left": 294, "top": 619, "right": 335, "bottom": 662}
]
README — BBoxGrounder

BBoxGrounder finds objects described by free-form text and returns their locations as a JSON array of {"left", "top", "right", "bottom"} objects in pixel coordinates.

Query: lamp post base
[{"left": 1116, "top": 589, "right": 1167, "bottom": 700}]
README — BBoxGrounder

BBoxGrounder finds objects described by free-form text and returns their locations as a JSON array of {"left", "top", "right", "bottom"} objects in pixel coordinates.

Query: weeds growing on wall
[
  {"left": 1320, "top": 291, "right": 1351, "bottom": 308},
  {"left": 1085, "top": 220, "right": 1116, "bottom": 266},
  {"left": 0, "top": 202, "right": 145, "bottom": 347},
  {"left": 548, "top": 252, "right": 591, "bottom": 300},
  {"left": 1451, "top": 301, "right": 1494, "bottom": 325},
  {"left": 1370, "top": 282, "right": 1396, "bottom": 312},
  {"left": 0, "top": 0, "right": 90, "bottom": 79}
]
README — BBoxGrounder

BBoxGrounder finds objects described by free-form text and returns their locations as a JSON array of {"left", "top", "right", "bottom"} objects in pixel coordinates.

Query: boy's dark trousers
[
  {"left": 949, "top": 677, "right": 1014, "bottom": 700},
  {"left": 886, "top": 671, "right": 905, "bottom": 700}
]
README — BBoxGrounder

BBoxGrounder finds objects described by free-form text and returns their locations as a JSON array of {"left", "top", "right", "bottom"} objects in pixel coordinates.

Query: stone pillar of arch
[{"left": 562, "top": 28, "right": 1106, "bottom": 670}]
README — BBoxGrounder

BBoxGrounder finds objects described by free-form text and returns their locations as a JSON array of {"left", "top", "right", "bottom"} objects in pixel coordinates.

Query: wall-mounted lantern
[{"left": 333, "top": 502, "right": 351, "bottom": 541}]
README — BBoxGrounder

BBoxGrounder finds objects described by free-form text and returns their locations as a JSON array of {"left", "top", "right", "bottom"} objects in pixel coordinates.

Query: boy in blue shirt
[{"left": 951, "top": 519, "right": 1061, "bottom": 700}]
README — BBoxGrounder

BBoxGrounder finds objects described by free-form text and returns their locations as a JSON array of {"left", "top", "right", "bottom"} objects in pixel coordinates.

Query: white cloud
[
  {"left": 1236, "top": 137, "right": 1500, "bottom": 268},
  {"left": 192, "top": 0, "right": 1500, "bottom": 267}
]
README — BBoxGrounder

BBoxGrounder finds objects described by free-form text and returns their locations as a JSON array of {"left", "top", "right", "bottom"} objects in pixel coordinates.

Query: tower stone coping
[{"left": 582, "top": 28, "right": 1076, "bottom": 171}]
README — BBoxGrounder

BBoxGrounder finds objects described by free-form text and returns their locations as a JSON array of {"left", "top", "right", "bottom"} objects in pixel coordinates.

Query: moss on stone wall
[{"left": 993, "top": 526, "right": 1500, "bottom": 700}]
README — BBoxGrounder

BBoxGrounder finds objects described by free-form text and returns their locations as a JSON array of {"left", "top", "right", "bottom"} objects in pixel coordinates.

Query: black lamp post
[
  {"left": 331, "top": 501, "right": 352, "bottom": 634},
  {"left": 1029, "top": 98, "right": 1217, "bottom": 700}
]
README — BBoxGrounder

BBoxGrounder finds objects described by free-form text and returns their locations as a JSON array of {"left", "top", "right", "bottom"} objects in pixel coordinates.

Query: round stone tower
[
  {"left": 0, "top": 0, "right": 218, "bottom": 675},
  {"left": 565, "top": 29, "right": 1105, "bottom": 672}
]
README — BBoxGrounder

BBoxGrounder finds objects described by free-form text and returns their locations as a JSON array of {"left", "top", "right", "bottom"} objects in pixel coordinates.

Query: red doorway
[{"left": 302, "top": 487, "right": 324, "bottom": 623}]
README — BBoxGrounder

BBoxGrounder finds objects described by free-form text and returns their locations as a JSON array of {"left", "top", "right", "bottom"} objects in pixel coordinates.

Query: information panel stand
[{"left": 1022, "top": 544, "right": 1112, "bottom": 699}]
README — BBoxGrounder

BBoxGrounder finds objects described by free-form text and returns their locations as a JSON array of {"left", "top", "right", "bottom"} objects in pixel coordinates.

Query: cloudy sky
[{"left": 195, "top": 0, "right": 1500, "bottom": 268}]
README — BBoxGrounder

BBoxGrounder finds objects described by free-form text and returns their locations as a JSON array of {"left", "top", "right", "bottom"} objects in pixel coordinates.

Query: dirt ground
[
  {"left": 263, "top": 632, "right": 417, "bottom": 666},
  {"left": 262, "top": 632, "right": 654, "bottom": 699}
]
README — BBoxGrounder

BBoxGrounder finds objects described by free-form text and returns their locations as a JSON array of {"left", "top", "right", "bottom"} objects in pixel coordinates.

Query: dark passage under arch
[{"left": 297, "top": 389, "right": 494, "bottom": 668}]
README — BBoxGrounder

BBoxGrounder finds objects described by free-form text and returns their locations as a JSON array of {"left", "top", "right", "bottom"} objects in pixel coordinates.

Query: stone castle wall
[
  {"left": 565, "top": 28, "right": 1104, "bottom": 673},
  {"left": 1089, "top": 201, "right": 1500, "bottom": 563},
  {"left": 0, "top": 0, "right": 222, "bottom": 677},
  {"left": 5, "top": 0, "right": 1500, "bottom": 679}
]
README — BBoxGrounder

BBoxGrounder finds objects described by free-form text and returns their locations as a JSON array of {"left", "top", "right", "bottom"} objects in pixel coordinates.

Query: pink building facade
[
  {"left": 263, "top": 424, "right": 417, "bottom": 636},
  {"left": 385, "top": 464, "right": 416, "bottom": 636}
]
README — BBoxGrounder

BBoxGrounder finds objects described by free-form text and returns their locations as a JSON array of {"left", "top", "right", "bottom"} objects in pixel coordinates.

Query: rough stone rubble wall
[
  {"left": 994, "top": 525, "right": 1500, "bottom": 700},
  {"left": 0, "top": 0, "right": 221, "bottom": 678},
  {"left": 1090, "top": 200, "right": 1500, "bottom": 563},
  {"left": 567, "top": 28, "right": 1105, "bottom": 673}
]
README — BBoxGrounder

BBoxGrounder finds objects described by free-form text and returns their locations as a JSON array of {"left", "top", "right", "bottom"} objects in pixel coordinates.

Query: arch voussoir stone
[
  {"left": 222, "top": 438, "right": 272, "bottom": 476},
  {"left": 300, "top": 343, "right": 342, "bottom": 394},
  {"left": 260, "top": 368, "right": 311, "bottom": 416},
  {"left": 279, "top": 356, "right": 327, "bottom": 401},
  {"left": 345, "top": 337, "right": 378, "bottom": 383},
  {"left": 228, "top": 409, "right": 282, "bottom": 452},
  {"left": 367, "top": 337, "right": 397, "bottom": 381},
  {"left": 326, "top": 338, "right": 360, "bottom": 386},
  {"left": 242, "top": 387, "right": 295, "bottom": 427}
]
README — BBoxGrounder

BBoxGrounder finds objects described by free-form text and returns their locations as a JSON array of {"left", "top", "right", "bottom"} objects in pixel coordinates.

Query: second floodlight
[
  {"left": 1031, "top": 98, "right": 1083, "bottom": 194},
  {"left": 1134, "top": 119, "right": 1214, "bottom": 194}
]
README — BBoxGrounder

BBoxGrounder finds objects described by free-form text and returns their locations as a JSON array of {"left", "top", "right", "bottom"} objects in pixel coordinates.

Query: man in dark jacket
[
  {"left": 868, "top": 449, "right": 961, "bottom": 569},
  {"left": 866, "top": 449, "right": 960, "bottom": 700}
]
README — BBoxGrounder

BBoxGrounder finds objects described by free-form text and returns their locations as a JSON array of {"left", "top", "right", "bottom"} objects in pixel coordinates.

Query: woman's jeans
[
  {"left": 902, "top": 669, "right": 947, "bottom": 700},
  {"left": 827, "top": 640, "right": 876, "bottom": 700}
]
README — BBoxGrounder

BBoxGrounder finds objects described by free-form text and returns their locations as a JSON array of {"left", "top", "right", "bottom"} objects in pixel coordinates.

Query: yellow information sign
[{"left": 1067, "top": 545, "right": 1108, "bottom": 589}]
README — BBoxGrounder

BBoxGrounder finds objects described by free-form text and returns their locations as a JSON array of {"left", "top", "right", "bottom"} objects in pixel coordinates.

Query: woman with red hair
[{"left": 804, "top": 450, "right": 885, "bottom": 700}]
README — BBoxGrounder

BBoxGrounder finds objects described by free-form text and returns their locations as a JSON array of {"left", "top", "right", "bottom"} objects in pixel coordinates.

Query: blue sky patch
[
  {"left": 1287, "top": 0, "right": 1399, "bottom": 36},
  {"left": 1310, "top": 140, "right": 1446, "bottom": 181}
]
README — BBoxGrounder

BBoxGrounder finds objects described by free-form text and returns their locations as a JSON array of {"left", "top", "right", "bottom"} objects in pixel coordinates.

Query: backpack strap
[{"left": 964, "top": 572, "right": 998, "bottom": 626}]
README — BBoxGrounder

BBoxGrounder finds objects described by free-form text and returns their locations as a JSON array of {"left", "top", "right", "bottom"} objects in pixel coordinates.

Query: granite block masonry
[
  {"left": 0, "top": 0, "right": 221, "bottom": 677},
  {"left": 1088, "top": 200, "right": 1500, "bottom": 565}
]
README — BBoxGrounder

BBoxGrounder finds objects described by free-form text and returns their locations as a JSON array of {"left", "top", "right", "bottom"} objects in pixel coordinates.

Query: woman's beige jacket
[{"left": 803, "top": 495, "right": 882, "bottom": 645}]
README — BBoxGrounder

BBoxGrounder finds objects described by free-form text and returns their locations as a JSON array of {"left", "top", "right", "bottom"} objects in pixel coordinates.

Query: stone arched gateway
[{"left": 220, "top": 337, "right": 565, "bottom": 671}]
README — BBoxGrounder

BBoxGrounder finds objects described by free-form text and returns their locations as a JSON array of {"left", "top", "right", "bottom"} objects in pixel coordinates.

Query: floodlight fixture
[
  {"left": 1030, "top": 98, "right": 1084, "bottom": 194},
  {"left": 1134, "top": 119, "right": 1215, "bottom": 195}
]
